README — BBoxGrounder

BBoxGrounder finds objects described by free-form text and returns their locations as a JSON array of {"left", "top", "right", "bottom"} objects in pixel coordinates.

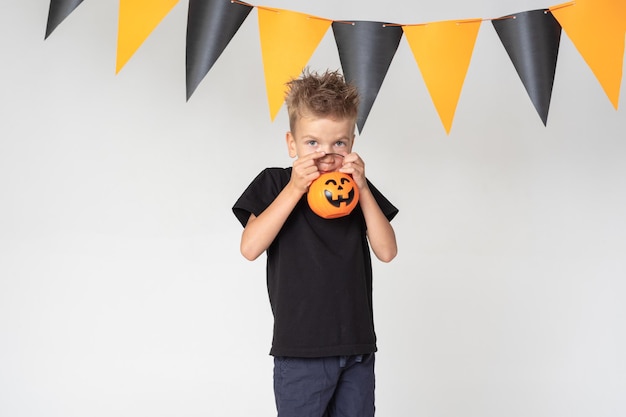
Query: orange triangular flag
[
  {"left": 116, "top": 0, "right": 179, "bottom": 73},
  {"left": 550, "top": 0, "right": 626, "bottom": 109},
  {"left": 403, "top": 19, "right": 482, "bottom": 134},
  {"left": 258, "top": 8, "right": 332, "bottom": 120}
]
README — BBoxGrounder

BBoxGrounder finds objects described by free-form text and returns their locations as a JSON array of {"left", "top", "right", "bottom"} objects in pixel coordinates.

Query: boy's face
[{"left": 286, "top": 115, "right": 356, "bottom": 174}]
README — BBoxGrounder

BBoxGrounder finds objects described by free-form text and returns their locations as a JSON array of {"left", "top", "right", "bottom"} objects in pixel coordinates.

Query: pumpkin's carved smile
[{"left": 324, "top": 188, "right": 356, "bottom": 207}]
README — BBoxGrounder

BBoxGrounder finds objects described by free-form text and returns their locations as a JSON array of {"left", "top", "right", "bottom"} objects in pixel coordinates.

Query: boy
[{"left": 232, "top": 69, "right": 398, "bottom": 417}]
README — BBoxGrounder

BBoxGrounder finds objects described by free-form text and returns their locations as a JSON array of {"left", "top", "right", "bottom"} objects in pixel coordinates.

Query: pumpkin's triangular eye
[{"left": 325, "top": 179, "right": 338, "bottom": 186}]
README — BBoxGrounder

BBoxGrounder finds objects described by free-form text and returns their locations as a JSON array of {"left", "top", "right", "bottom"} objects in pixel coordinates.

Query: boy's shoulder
[
  {"left": 233, "top": 167, "right": 292, "bottom": 227},
  {"left": 251, "top": 167, "right": 291, "bottom": 185},
  {"left": 260, "top": 166, "right": 291, "bottom": 175}
]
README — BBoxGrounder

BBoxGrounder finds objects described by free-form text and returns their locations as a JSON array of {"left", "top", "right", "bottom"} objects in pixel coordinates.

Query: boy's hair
[{"left": 285, "top": 69, "right": 360, "bottom": 133}]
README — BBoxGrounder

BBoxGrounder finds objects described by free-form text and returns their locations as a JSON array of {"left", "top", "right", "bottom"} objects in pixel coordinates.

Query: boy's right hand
[{"left": 289, "top": 151, "right": 326, "bottom": 194}]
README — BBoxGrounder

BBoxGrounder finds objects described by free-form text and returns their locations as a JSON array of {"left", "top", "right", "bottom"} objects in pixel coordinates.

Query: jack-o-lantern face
[{"left": 307, "top": 172, "right": 359, "bottom": 219}]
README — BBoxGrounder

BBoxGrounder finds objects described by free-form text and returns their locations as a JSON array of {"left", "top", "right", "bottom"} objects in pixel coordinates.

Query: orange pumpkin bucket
[{"left": 307, "top": 172, "right": 359, "bottom": 219}]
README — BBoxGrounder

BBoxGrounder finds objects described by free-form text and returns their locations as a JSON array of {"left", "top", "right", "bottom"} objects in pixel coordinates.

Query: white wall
[{"left": 1, "top": 1, "right": 625, "bottom": 416}]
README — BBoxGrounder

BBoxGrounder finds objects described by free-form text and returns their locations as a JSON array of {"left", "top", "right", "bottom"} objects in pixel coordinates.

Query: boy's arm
[
  {"left": 240, "top": 183, "right": 302, "bottom": 261},
  {"left": 340, "top": 153, "right": 398, "bottom": 263},
  {"left": 240, "top": 151, "right": 325, "bottom": 261},
  {"left": 359, "top": 187, "right": 398, "bottom": 262}
]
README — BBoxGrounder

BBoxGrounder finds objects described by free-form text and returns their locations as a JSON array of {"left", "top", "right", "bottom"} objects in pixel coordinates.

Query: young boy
[{"left": 232, "top": 69, "right": 398, "bottom": 417}]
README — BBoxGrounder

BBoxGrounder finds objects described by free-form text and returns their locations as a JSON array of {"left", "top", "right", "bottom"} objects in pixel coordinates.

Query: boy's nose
[
  {"left": 319, "top": 153, "right": 335, "bottom": 162},
  {"left": 319, "top": 147, "right": 332, "bottom": 155},
  {"left": 320, "top": 152, "right": 344, "bottom": 160}
]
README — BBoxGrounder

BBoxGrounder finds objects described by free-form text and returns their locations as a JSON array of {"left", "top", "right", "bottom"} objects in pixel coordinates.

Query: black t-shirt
[{"left": 233, "top": 167, "right": 398, "bottom": 357}]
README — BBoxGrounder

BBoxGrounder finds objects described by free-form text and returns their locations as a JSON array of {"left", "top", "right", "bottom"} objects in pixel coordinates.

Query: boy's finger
[{"left": 307, "top": 151, "right": 327, "bottom": 160}]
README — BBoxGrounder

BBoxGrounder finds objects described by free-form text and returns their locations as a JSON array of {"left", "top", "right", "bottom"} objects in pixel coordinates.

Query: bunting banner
[
  {"left": 332, "top": 21, "right": 404, "bottom": 133},
  {"left": 258, "top": 8, "right": 332, "bottom": 120},
  {"left": 549, "top": 0, "right": 625, "bottom": 110},
  {"left": 116, "top": 0, "right": 180, "bottom": 74},
  {"left": 44, "top": 0, "right": 625, "bottom": 134},
  {"left": 45, "top": 0, "right": 84, "bottom": 39},
  {"left": 404, "top": 19, "right": 482, "bottom": 134},
  {"left": 492, "top": 9, "right": 562, "bottom": 125},
  {"left": 186, "top": 0, "right": 253, "bottom": 100}
]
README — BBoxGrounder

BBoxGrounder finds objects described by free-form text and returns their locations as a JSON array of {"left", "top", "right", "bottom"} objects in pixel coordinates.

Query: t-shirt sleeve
[
  {"left": 232, "top": 168, "right": 286, "bottom": 227},
  {"left": 366, "top": 179, "right": 399, "bottom": 222}
]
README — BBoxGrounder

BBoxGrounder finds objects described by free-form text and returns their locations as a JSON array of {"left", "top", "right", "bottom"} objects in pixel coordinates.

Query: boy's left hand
[{"left": 339, "top": 152, "right": 368, "bottom": 191}]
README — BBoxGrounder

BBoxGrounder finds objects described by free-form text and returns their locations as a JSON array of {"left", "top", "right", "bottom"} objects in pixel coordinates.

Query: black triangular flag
[
  {"left": 492, "top": 9, "right": 562, "bottom": 125},
  {"left": 332, "top": 21, "right": 403, "bottom": 133},
  {"left": 186, "top": 0, "right": 253, "bottom": 100},
  {"left": 45, "top": 0, "right": 84, "bottom": 39}
]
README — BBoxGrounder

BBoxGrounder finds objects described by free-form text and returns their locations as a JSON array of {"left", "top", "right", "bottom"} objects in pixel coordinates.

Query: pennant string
[
  {"left": 256, "top": 5, "right": 280, "bottom": 13},
  {"left": 308, "top": 15, "right": 333, "bottom": 23},
  {"left": 333, "top": 20, "right": 356, "bottom": 26},
  {"left": 456, "top": 18, "right": 484, "bottom": 24},
  {"left": 549, "top": 2, "right": 576, "bottom": 12},
  {"left": 456, "top": 18, "right": 489, "bottom": 24},
  {"left": 394, "top": 18, "right": 488, "bottom": 28},
  {"left": 486, "top": 15, "right": 517, "bottom": 22},
  {"left": 401, "top": 18, "right": 484, "bottom": 27},
  {"left": 251, "top": 3, "right": 329, "bottom": 22},
  {"left": 230, "top": 0, "right": 253, "bottom": 6},
  {"left": 196, "top": 0, "right": 574, "bottom": 28},
  {"left": 400, "top": 23, "right": 429, "bottom": 28}
]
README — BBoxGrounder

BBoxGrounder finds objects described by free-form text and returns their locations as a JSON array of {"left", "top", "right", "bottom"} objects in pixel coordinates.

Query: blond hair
[{"left": 285, "top": 69, "right": 359, "bottom": 132}]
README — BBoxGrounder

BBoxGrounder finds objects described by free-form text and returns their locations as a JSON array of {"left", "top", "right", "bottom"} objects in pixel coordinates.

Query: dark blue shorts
[{"left": 273, "top": 354, "right": 375, "bottom": 417}]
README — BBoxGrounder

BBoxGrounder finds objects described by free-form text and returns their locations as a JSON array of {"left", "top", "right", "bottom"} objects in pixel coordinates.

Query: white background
[{"left": 1, "top": 1, "right": 625, "bottom": 416}]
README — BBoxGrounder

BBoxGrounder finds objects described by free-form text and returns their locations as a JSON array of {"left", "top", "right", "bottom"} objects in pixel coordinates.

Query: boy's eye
[
  {"left": 335, "top": 141, "right": 346, "bottom": 147},
  {"left": 306, "top": 140, "right": 318, "bottom": 147}
]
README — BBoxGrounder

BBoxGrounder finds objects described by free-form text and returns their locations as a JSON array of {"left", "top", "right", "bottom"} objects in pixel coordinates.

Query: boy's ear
[{"left": 286, "top": 132, "right": 297, "bottom": 158}]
